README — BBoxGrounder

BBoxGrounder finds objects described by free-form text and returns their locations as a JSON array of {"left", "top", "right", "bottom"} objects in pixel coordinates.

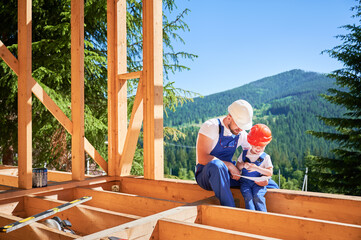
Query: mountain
[
  {"left": 163, "top": 69, "right": 342, "bottom": 189},
  {"left": 165, "top": 69, "right": 336, "bottom": 126}
]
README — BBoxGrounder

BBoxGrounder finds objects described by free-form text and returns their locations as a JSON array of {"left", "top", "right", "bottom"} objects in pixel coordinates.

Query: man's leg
[
  {"left": 253, "top": 185, "right": 267, "bottom": 212},
  {"left": 195, "top": 159, "right": 235, "bottom": 207}
]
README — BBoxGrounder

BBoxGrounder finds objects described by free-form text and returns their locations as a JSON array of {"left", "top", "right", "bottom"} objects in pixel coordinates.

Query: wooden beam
[
  {"left": 84, "top": 139, "right": 108, "bottom": 173},
  {"left": 200, "top": 205, "right": 361, "bottom": 240},
  {"left": 71, "top": 0, "right": 85, "bottom": 181},
  {"left": 73, "top": 187, "right": 185, "bottom": 217},
  {"left": 156, "top": 219, "right": 279, "bottom": 240},
  {"left": 0, "top": 176, "right": 115, "bottom": 201},
  {"left": 0, "top": 174, "right": 18, "bottom": 188},
  {"left": 77, "top": 206, "right": 197, "bottom": 240},
  {"left": 119, "top": 76, "right": 144, "bottom": 175},
  {"left": 24, "top": 196, "right": 140, "bottom": 236},
  {"left": 107, "top": 0, "right": 117, "bottom": 176},
  {"left": 231, "top": 188, "right": 361, "bottom": 225},
  {"left": 0, "top": 41, "right": 108, "bottom": 173},
  {"left": 118, "top": 71, "right": 142, "bottom": 80},
  {"left": 142, "top": 0, "right": 164, "bottom": 180},
  {"left": 116, "top": 0, "right": 128, "bottom": 176},
  {"left": 0, "top": 212, "right": 79, "bottom": 239},
  {"left": 17, "top": 0, "right": 33, "bottom": 190},
  {"left": 118, "top": 177, "right": 214, "bottom": 203}
]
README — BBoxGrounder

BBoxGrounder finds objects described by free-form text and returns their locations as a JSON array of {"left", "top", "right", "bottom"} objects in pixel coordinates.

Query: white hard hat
[{"left": 228, "top": 99, "right": 253, "bottom": 130}]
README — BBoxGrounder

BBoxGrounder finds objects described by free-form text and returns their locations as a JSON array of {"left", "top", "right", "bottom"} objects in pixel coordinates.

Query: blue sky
[{"left": 167, "top": 0, "right": 358, "bottom": 96}]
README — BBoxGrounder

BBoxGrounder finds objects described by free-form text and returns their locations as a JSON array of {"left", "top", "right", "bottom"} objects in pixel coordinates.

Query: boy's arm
[{"left": 244, "top": 163, "right": 273, "bottom": 176}]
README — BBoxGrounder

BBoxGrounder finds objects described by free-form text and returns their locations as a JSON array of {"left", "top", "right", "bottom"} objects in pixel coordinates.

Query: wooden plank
[
  {"left": 118, "top": 177, "right": 214, "bottom": 203},
  {"left": 78, "top": 206, "right": 197, "bottom": 240},
  {"left": 0, "top": 174, "right": 18, "bottom": 188},
  {"left": 17, "top": 0, "right": 33, "bottom": 190},
  {"left": 106, "top": 0, "right": 117, "bottom": 176},
  {"left": 200, "top": 205, "right": 361, "bottom": 240},
  {"left": 0, "top": 40, "right": 19, "bottom": 73},
  {"left": 24, "top": 196, "right": 140, "bottom": 236},
  {"left": 156, "top": 219, "right": 280, "bottom": 240},
  {"left": 233, "top": 188, "right": 361, "bottom": 225},
  {"left": 73, "top": 187, "right": 185, "bottom": 217},
  {"left": 116, "top": 0, "right": 127, "bottom": 176},
  {"left": 0, "top": 212, "right": 78, "bottom": 239},
  {"left": 119, "top": 76, "right": 144, "bottom": 175},
  {"left": 71, "top": 0, "right": 85, "bottom": 181},
  {"left": 0, "top": 197, "right": 25, "bottom": 217},
  {"left": 118, "top": 71, "right": 142, "bottom": 80},
  {"left": 0, "top": 176, "right": 115, "bottom": 201},
  {"left": 142, "top": 0, "right": 164, "bottom": 180},
  {"left": 84, "top": 138, "right": 108, "bottom": 173}
]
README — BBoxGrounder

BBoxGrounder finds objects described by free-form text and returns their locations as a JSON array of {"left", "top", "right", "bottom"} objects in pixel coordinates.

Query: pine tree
[{"left": 306, "top": 2, "right": 361, "bottom": 196}]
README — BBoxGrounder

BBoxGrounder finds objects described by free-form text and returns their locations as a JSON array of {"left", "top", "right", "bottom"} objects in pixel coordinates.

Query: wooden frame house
[{"left": 0, "top": 0, "right": 360, "bottom": 239}]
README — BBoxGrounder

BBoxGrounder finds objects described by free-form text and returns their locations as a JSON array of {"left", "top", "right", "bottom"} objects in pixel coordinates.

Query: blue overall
[
  {"left": 195, "top": 119, "right": 241, "bottom": 207},
  {"left": 240, "top": 149, "right": 268, "bottom": 212}
]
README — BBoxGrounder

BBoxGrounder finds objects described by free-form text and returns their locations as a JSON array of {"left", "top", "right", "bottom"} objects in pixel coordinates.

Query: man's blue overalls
[
  {"left": 195, "top": 119, "right": 241, "bottom": 207},
  {"left": 240, "top": 149, "right": 268, "bottom": 212}
]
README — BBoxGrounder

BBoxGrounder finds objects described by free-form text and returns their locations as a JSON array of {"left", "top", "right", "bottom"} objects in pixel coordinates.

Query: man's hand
[{"left": 223, "top": 161, "right": 241, "bottom": 181}]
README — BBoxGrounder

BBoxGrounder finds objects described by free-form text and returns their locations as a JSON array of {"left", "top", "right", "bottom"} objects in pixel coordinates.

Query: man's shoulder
[{"left": 199, "top": 118, "right": 222, "bottom": 139}]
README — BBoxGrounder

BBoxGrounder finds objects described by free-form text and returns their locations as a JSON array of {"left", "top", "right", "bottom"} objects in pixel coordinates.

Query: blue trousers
[
  {"left": 195, "top": 159, "right": 240, "bottom": 207},
  {"left": 240, "top": 178, "right": 267, "bottom": 212}
]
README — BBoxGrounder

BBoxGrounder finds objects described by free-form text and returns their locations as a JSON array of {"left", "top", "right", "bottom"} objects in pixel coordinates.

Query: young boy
[{"left": 236, "top": 124, "right": 273, "bottom": 212}]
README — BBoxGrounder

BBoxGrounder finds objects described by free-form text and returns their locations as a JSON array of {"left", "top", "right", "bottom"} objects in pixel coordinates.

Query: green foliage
[{"left": 306, "top": 2, "right": 361, "bottom": 196}]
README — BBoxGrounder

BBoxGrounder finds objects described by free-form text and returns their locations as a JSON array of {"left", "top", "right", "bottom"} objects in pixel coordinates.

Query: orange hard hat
[{"left": 247, "top": 124, "right": 272, "bottom": 146}]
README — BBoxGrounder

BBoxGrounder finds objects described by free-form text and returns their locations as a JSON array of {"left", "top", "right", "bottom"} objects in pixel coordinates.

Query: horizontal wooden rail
[
  {"left": 199, "top": 205, "right": 361, "bottom": 240},
  {"left": 117, "top": 71, "right": 142, "bottom": 80},
  {"left": 157, "top": 218, "right": 280, "bottom": 240},
  {"left": 0, "top": 41, "right": 107, "bottom": 173},
  {"left": 73, "top": 187, "right": 185, "bottom": 217}
]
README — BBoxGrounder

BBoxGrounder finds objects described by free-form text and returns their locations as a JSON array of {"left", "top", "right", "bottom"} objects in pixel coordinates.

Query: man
[{"left": 195, "top": 99, "right": 268, "bottom": 207}]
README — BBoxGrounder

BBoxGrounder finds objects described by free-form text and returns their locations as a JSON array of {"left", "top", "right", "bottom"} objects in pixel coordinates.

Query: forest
[{"left": 163, "top": 69, "right": 342, "bottom": 190}]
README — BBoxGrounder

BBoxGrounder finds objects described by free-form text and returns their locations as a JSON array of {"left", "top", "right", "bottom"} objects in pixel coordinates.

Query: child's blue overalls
[
  {"left": 195, "top": 119, "right": 241, "bottom": 207},
  {"left": 240, "top": 149, "right": 268, "bottom": 212}
]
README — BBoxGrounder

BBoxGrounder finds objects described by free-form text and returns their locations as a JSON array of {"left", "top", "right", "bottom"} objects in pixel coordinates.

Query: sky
[{"left": 167, "top": 0, "right": 358, "bottom": 96}]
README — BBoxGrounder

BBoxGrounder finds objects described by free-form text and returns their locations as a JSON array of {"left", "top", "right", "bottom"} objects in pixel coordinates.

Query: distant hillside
[
  {"left": 165, "top": 69, "right": 335, "bottom": 126},
  {"left": 164, "top": 69, "right": 342, "bottom": 189}
]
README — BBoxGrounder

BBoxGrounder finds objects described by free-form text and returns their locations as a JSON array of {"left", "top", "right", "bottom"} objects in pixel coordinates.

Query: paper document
[{"left": 241, "top": 176, "right": 271, "bottom": 182}]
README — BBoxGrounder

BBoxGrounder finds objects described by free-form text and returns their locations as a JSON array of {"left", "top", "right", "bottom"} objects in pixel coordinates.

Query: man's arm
[
  {"left": 196, "top": 133, "right": 216, "bottom": 165},
  {"left": 197, "top": 133, "right": 241, "bottom": 180}
]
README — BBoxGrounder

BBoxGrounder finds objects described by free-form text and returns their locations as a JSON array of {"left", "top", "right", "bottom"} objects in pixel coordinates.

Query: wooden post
[
  {"left": 143, "top": 0, "right": 164, "bottom": 180},
  {"left": 71, "top": 0, "right": 85, "bottom": 180},
  {"left": 116, "top": 0, "right": 128, "bottom": 176},
  {"left": 17, "top": 0, "right": 33, "bottom": 189},
  {"left": 107, "top": 0, "right": 117, "bottom": 176}
]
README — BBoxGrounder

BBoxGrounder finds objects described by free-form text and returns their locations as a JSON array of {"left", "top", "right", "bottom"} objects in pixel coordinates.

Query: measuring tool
[{"left": 0, "top": 196, "right": 92, "bottom": 233}]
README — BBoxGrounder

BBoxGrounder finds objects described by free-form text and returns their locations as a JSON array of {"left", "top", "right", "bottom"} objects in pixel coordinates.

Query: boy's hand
[{"left": 244, "top": 162, "right": 256, "bottom": 172}]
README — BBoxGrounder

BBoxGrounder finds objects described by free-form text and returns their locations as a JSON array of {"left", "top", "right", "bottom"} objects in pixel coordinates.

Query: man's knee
[{"left": 207, "top": 159, "right": 227, "bottom": 172}]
